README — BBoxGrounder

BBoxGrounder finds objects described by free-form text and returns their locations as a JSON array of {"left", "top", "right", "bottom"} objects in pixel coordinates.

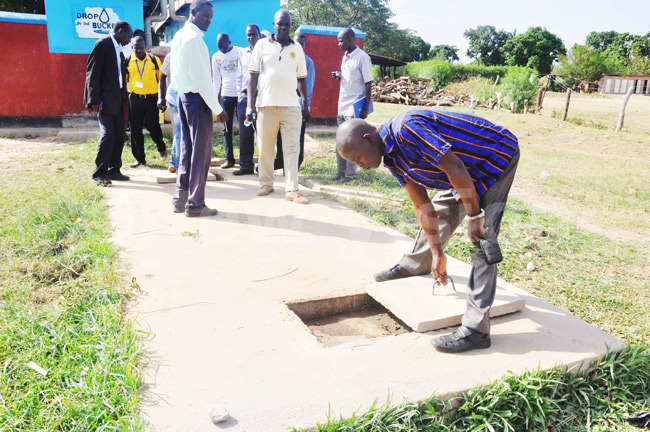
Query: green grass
[
  {"left": 0, "top": 143, "right": 144, "bottom": 431},
  {"left": 295, "top": 347, "right": 650, "bottom": 432}
]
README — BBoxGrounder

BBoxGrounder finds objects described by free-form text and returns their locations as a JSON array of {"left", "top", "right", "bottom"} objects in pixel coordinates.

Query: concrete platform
[
  {"left": 154, "top": 171, "right": 223, "bottom": 184},
  {"left": 103, "top": 168, "right": 624, "bottom": 432},
  {"left": 367, "top": 273, "right": 526, "bottom": 332}
]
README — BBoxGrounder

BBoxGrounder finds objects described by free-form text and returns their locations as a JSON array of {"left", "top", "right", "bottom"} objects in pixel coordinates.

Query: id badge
[{"left": 135, "top": 81, "right": 144, "bottom": 89}]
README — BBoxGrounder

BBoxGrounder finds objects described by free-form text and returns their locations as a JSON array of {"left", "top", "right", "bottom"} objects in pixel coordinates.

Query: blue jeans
[{"left": 168, "top": 104, "right": 181, "bottom": 169}]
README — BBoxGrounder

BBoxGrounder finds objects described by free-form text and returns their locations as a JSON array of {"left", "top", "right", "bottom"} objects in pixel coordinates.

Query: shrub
[{"left": 500, "top": 66, "right": 537, "bottom": 111}]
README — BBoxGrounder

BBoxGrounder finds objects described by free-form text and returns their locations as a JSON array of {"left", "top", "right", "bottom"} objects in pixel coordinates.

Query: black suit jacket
[{"left": 83, "top": 36, "right": 126, "bottom": 115}]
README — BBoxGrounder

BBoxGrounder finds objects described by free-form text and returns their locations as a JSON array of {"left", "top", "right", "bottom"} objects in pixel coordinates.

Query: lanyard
[{"left": 136, "top": 58, "right": 147, "bottom": 80}]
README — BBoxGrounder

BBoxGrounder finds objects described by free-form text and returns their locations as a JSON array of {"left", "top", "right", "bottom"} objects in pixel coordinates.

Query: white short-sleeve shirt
[
  {"left": 249, "top": 36, "right": 307, "bottom": 108},
  {"left": 338, "top": 46, "right": 373, "bottom": 116}
]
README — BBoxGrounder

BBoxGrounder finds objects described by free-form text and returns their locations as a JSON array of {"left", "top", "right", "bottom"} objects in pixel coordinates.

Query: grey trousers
[
  {"left": 335, "top": 115, "right": 357, "bottom": 179},
  {"left": 399, "top": 151, "right": 520, "bottom": 334}
]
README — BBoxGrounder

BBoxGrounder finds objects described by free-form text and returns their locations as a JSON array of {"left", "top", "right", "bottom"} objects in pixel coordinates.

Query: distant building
[{"left": 599, "top": 75, "right": 650, "bottom": 95}]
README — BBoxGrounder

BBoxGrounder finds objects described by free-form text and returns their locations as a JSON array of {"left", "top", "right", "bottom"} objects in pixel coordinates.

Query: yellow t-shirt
[{"left": 127, "top": 53, "right": 161, "bottom": 95}]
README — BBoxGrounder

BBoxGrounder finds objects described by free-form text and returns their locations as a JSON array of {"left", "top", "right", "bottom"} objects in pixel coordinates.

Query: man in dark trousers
[
  {"left": 170, "top": 0, "right": 228, "bottom": 217},
  {"left": 126, "top": 36, "right": 166, "bottom": 167},
  {"left": 84, "top": 21, "right": 133, "bottom": 186},
  {"left": 336, "top": 110, "right": 519, "bottom": 353}
]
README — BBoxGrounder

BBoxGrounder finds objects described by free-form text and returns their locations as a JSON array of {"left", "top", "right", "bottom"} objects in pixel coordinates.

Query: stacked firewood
[{"left": 372, "top": 76, "right": 489, "bottom": 108}]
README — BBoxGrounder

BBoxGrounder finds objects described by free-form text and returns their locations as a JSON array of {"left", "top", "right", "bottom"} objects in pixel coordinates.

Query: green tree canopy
[
  {"left": 463, "top": 25, "right": 513, "bottom": 66},
  {"left": 554, "top": 44, "right": 619, "bottom": 83},
  {"left": 0, "top": 0, "right": 45, "bottom": 14},
  {"left": 586, "top": 30, "right": 650, "bottom": 75},
  {"left": 286, "top": 0, "right": 431, "bottom": 62},
  {"left": 504, "top": 27, "right": 565, "bottom": 74},
  {"left": 430, "top": 44, "right": 459, "bottom": 62}
]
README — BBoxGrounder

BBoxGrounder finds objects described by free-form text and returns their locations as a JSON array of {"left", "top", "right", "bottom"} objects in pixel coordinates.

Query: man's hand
[
  {"left": 360, "top": 108, "right": 368, "bottom": 119},
  {"left": 216, "top": 111, "right": 228, "bottom": 123},
  {"left": 468, "top": 217, "right": 489, "bottom": 244},
  {"left": 246, "top": 105, "right": 257, "bottom": 123},
  {"left": 302, "top": 105, "right": 311, "bottom": 122},
  {"left": 91, "top": 104, "right": 102, "bottom": 114},
  {"left": 157, "top": 99, "right": 166, "bottom": 112},
  {"left": 432, "top": 253, "right": 448, "bottom": 286}
]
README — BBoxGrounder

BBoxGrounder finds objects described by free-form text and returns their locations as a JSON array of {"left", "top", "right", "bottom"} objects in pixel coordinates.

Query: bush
[
  {"left": 500, "top": 66, "right": 537, "bottom": 111},
  {"left": 407, "top": 59, "right": 453, "bottom": 90}
]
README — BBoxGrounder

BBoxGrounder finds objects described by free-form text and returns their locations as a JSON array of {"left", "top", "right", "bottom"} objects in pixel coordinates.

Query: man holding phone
[
  {"left": 335, "top": 109, "right": 519, "bottom": 353},
  {"left": 331, "top": 27, "right": 373, "bottom": 183}
]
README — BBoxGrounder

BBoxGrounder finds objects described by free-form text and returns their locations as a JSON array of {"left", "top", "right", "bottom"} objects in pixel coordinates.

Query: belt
[{"left": 130, "top": 93, "right": 157, "bottom": 99}]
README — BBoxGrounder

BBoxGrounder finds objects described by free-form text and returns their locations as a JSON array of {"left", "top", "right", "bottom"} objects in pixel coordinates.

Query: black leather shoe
[
  {"left": 431, "top": 326, "right": 491, "bottom": 353},
  {"left": 374, "top": 264, "right": 414, "bottom": 282},
  {"left": 173, "top": 203, "right": 185, "bottom": 213},
  {"left": 339, "top": 176, "right": 356, "bottom": 183},
  {"left": 184, "top": 205, "right": 218, "bottom": 218},
  {"left": 107, "top": 172, "right": 130, "bottom": 181},
  {"left": 330, "top": 174, "right": 342, "bottom": 181},
  {"left": 233, "top": 169, "right": 254, "bottom": 176},
  {"left": 92, "top": 177, "right": 112, "bottom": 187}
]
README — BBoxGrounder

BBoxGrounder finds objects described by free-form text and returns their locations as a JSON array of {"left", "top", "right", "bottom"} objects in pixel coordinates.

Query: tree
[
  {"left": 504, "top": 27, "right": 565, "bottom": 74},
  {"left": 587, "top": 30, "right": 650, "bottom": 75},
  {"left": 430, "top": 44, "right": 459, "bottom": 62},
  {"left": 463, "top": 25, "right": 512, "bottom": 65},
  {"left": 286, "top": 0, "right": 431, "bottom": 62},
  {"left": 554, "top": 44, "right": 616, "bottom": 83},
  {"left": 0, "top": 0, "right": 45, "bottom": 14}
]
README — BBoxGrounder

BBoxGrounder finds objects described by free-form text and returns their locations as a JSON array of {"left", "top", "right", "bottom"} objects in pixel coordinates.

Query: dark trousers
[
  {"left": 129, "top": 93, "right": 165, "bottom": 164},
  {"left": 237, "top": 96, "right": 255, "bottom": 171},
  {"left": 274, "top": 119, "right": 306, "bottom": 170},
  {"left": 220, "top": 96, "right": 238, "bottom": 164},
  {"left": 173, "top": 92, "right": 214, "bottom": 209},
  {"left": 93, "top": 107, "right": 125, "bottom": 178}
]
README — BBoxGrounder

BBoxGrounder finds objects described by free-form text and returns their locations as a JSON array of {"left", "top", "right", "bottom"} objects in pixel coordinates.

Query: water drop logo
[{"left": 75, "top": 7, "right": 121, "bottom": 38}]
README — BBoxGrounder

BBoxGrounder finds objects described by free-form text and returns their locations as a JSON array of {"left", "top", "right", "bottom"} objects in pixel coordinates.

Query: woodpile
[{"left": 372, "top": 76, "right": 489, "bottom": 108}]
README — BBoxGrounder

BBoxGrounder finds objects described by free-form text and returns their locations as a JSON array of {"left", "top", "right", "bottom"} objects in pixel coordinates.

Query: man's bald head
[
  {"left": 336, "top": 119, "right": 384, "bottom": 170},
  {"left": 273, "top": 10, "right": 291, "bottom": 43},
  {"left": 337, "top": 27, "right": 357, "bottom": 53},
  {"left": 217, "top": 33, "right": 231, "bottom": 53}
]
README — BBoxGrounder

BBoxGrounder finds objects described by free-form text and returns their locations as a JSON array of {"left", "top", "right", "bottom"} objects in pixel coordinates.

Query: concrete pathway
[{"left": 105, "top": 167, "right": 623, "bottom": 432}]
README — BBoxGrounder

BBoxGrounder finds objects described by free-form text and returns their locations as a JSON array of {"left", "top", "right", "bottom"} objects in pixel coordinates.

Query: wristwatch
[{"left": 467, "top": 209, "right": 485, "bottom": 221}]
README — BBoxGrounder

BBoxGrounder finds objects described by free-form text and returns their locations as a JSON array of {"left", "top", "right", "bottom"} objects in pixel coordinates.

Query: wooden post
[
  {"left": 523, "top": 99, "right": 529, "bottom": 114},
  {"left": 470, "top": 95, "right": 476, "bottom": 108},
  {"left": 561, "top": 88, "right": 572, "bottom": 121},
  {"left": 492, "top": 75, "right": 500, "bottom": 92},
  {"left": 616, "top": 85, "right": 635, "bottom": 132},
  {"left": 536, "top": 77, "right": 549, "bottom": 114},
  {"left": 510, "top": 101, "right": 516, "bottom": 113}
]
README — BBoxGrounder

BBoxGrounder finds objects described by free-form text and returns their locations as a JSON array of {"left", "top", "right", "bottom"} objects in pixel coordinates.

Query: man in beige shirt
[{"left": 246, "top": 10, "right": 310, "bottom": 204}]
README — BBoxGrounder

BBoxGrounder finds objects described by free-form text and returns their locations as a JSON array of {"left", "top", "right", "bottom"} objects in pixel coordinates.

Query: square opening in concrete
[{"left": 287, "top": 294, "right": 411, "bottom": 347}]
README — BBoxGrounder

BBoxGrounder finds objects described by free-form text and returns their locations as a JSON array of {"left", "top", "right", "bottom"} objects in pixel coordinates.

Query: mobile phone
[{"left": 479, "top": 238, "right": 502, "bottom": 265}]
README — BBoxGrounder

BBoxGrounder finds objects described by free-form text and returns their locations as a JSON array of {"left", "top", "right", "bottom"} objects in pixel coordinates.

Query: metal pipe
[
  {"left": 169, "top": 0, "right": 187, "bottom": 23},
  {"left": 144, "top": 0, "right": 169, "bottom": 46}
]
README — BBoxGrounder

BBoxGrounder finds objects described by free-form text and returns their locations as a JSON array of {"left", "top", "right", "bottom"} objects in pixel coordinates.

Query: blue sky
[{"left": 388, "top": 0, "right": 649, "bottom": 62}]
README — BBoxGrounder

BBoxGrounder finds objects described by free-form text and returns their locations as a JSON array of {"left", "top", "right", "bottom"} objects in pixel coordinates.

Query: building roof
[
  {"left": 296, "top": 25, "right": 365, "bottom": 39},
  {"left": 0, "top": 11, "right": 46, "bottom": 24},
  {"left": 368, "top": 53, "right": 406, "bottom": 67}
]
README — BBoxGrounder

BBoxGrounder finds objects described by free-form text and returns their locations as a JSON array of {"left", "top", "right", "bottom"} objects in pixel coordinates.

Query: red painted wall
[
  {"left": 303, "top": 34, "right": 364, "bottom": 120},
  {"left": 0, "top": 21, "right": 88, "bottom": 117}
]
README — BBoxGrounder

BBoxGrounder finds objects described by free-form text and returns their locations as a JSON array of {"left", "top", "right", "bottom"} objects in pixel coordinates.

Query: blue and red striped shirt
[{"left": 379, "top": 109, "right": 519, "bottom": 197}]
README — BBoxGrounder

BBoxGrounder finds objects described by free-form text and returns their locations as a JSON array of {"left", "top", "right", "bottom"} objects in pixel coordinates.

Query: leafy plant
[{"left": 500, "top": 66, "right": 537, "bottom": 111}]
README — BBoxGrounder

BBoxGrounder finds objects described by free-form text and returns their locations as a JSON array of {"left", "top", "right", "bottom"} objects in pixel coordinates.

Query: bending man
[{"left": 336, "top": 109, "right": 519, "bottom": 353}]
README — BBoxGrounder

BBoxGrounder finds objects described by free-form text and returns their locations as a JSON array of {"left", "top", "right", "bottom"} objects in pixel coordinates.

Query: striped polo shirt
[{"left": 379, "top": 109, "right": 519, "bottom": 198}]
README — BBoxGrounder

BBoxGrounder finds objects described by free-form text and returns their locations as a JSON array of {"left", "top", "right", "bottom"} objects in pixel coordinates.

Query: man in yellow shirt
[{"left": 126, "top": 36, "right": 166, "bottom": 167}]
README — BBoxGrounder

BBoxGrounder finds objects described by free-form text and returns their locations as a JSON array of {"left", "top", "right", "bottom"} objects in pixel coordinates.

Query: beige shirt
[
  {"left": 170, "top": 21, "right": 223, "bottom": 115},
  {"left": 249, "top": 36, "right": 307, "bottom": 107}
]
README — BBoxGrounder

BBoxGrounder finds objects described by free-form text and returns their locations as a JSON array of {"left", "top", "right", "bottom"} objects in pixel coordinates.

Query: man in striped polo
[{"left": 336, "top": 109, "right": 519, "bottom": 353}]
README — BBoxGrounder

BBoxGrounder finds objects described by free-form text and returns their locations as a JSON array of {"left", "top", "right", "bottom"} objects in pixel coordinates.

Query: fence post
[
  {"left": 561, "top": 88, "right": 572, "bottom": 121},
  {"left": 616, "top": 85, "right": 635, "bottom": 132},
  {"left": 492, "top": 75, "right": 500, "bottom": 92},
  {"left": 510, "top": 101, "right": 516, "bottom": 113},
  {"left": 524, "top": 99, "right": 529, "bottom": 114}
]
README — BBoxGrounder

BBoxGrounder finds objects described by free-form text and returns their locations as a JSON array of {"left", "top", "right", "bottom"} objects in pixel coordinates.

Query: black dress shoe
[
  {"left": 233, "top": 169, "right": 254, "bottom": 176},
  {"left": 374, "top": 264, "right": 414, "bottom": 282},
  {"left": 184, "top": 205, "right": 218, "bottom": 217},
  {"left": 92, "top": 177, "right": 112, "bottom": 187},
  {"left": 339, "top": 176, "right": 356, "bottom": 183},
  {"left": 130, "top": 161, "right": 146, "bottom": 168},
  {"left": 107, "top": 172, "right": 130, "bottom": 181},
  {"left": 431, "top": 326, "right": 491, "bottom": 353},
  {"left": 159, "top": 149, "right": 167, "bottom": 158},
  {"left": 173, "top": 203, "right": 185, "bottom": 213},
  {"left": 220, "top": 161, "right": 234, "bottom": 169},
  {"left": 330, "top": 174, "right": 342, "bottom": 181}
]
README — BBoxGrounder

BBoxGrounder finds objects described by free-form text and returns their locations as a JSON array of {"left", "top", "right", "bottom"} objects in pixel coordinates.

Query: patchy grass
[
  {"left": 0, "top": 141, "right": 144, "bottom": 430},
  {"left": 295, "top": 347, "right": 650, "bottom": 432}
]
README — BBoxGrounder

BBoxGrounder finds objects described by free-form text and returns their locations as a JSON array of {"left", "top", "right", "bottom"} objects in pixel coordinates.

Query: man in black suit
[{"left": 84, "top": 21, "right": 133, "bottom": 186}]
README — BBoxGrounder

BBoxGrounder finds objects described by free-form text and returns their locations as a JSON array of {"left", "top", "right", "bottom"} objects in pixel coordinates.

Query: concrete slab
[
  {"left": 103, "top": 169, "right": 624, "bottom": 432},
  {"left": 367, "top": 274, "right": 525, "bottom": 332},
  {"left": 155, "top": 171, "right": 222, "bottom": 184}
]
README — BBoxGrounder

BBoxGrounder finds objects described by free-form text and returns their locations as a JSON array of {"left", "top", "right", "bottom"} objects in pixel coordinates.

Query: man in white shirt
[
  {"left": 247, "top": 10, "right": 311, "bottom": 205},
  {"left": 170, "top": 0, "right": 228, "bottom": 217},
  {"left": 332, "top": 27, "right": 373, "bottom": 183},
  {"left": 234, "top": 24, "right": 261, "bottom": 176},
  {"left": 212, "top": 33, "right": 241, "bottom": 169}
]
